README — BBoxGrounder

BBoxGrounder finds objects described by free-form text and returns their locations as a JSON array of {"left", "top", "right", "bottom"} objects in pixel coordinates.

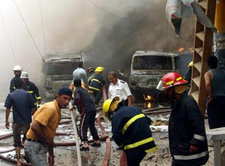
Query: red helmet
[{"left": 157, "top": 72, "right": 188, "bottom": 91}]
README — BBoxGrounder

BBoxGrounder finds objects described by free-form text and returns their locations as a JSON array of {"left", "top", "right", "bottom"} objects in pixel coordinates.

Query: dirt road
[{"left": 0, "top": 103, "right": 217, "bottom": 166}]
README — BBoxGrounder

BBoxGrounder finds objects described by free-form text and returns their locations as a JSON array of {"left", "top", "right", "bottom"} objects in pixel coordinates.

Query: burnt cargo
[{"left": 44, "top": 56, "right": 83, "bottom": 100}]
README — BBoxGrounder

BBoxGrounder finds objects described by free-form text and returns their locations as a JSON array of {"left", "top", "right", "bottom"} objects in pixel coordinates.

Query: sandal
[
  {"left": 80, "top": 146, "right": 89, "bottom": 151},
  {"left": 91, "top": 142, "right": 101, "bottom": 147}
]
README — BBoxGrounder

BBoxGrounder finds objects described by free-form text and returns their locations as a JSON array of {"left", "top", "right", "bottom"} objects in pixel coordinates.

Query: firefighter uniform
[
  {"left": 112, "top": 105, "right": 157, "bottom": 166},
  {"left": 169, "top": 94, "right": 208, "bottom": 166},
  {"left": 10, "top": 77, "right": 19, "bottom": 93},
  {"left": 23, "top": 81, "right": 41, "bottom": 107},
  {"left": 88, "top": 73, "right": 106, "bottom": 105},
  {"left": 157, "top": 72, "right": 209, "bottom": 166}
]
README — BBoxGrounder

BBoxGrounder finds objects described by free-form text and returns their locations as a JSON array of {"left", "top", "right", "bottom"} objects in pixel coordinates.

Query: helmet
[
  {"left": 21, "top": 71, "right": 29, "bottom": 79},
  {"left": 103, "top": 99, "right": 113, "bottom": 114},
  {"left": 13, "top": 65, "right": 22, "bottom": 71},
  {"left": 102, "top": 97, "right": 120, "bottom": 114},
  {"left": 188, "top": 61, "right": 193, "bottom": 67},
  {"left": 87, "top": 67, "right": 95, "bottom": 73},
  {"left": 95, "top": 66, "right": 104, "bottom": 73},
  {"left": 157, "top": 72, "right": 188, "bottom": 91}
]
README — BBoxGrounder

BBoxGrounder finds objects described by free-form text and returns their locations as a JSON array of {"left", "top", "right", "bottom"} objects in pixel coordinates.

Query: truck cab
[
  {"left": 129, "top": 51, "right": 178, "bottom": 99},
  {"left": 44, "top": 54, "right": 83, "bottom": 100}
]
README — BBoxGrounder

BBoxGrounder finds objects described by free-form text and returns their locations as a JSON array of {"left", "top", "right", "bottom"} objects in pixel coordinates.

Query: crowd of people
[{"left": 4, "top": 55, "right": 225, "bottom": 166}]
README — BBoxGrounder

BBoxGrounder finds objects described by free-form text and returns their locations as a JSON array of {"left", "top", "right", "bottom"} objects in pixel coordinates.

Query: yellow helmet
[
  {"left": 95, "top": 66, "right": 104, "bottom": 73},
  {"left": 188, "top": 61, "right": 193, "bottom": 67},
  {"left": 102, "top": 97, "right": 120, "bottom": 114}
]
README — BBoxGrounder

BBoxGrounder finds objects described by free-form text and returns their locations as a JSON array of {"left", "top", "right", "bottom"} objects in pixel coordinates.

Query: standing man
[
  {"left": 10, "top": 65, "right": 22, "bottom": 92},
  {"left": 5, "top": 77, "right": 35, "bottom": 166},
  {"left": 184, "top": 61, "right": 193, "bottom": 85},
  {"left": 96, "top": 71, "right": 133, "bottom": 139},
  {"left": 204, "top": 55, "right": 225, "bottom": 129},
  {"left": 73, "top": 79, "right": 101, "bottom": 150},
  {"left": 21, "top": 71, "right": 41, "bottom": 110},
  {"left": 24, "top": 87, "right": 72, "bottom": 166},
  {"left": 88, "top": 66, "right": 107, "bottom": 105},
  {"left": 72, "top": 61, "right": 88, "bottom": 87},
  {"left": 69, "top": 61, "right": 87, "bottom": 96},
  {"left": 108, "top": 71, "right": 132, "bottom": 106},
  {"left": 102, "top": 97, "right": 157, "bottom": 166},
  {"left": 87, "top": 67, "right": 95, "bottom": 85},
  {"left": 157, "top": 72, "right": 208, "bottom": 166}
]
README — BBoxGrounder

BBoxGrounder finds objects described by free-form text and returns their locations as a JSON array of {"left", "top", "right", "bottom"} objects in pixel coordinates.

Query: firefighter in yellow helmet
[
  {"left": 102, "top": 97, "right": 157, "bottom": 166},
  {"left": 184, "top": 61, "right": 193, "bottom": 85},
  {"left": 88, "top": 66, "right": 107, "bottom": 105}
]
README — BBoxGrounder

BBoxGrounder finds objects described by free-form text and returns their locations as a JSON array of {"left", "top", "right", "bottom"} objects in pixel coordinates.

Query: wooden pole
[{"left": 70, "top": 109, "right": 82, "bottom": 166}]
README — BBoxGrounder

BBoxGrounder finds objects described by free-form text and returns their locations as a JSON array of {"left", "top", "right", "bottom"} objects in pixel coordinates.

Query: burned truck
[
  {"left": 44, "top": 55, "right": 83, "bottom": 100},
  {"left": 129, "top": 51, "right": 178, "bottom": 99}
]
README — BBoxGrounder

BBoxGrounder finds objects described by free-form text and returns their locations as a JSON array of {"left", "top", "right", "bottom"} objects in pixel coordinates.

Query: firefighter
[
  {"left": 10, "top": 65, "right": 22, "bottom": 92},
  {"left": 157, "top": 72, "right": 208, "bottom": 166},
  {"left": 87, "top": 67, "right": 95, "bottom": 85},
  {"left": 184, "top": 61, "right": 193, "bottom": 85},
  {"left": 102, "top": 97, "right": 157, "bottom": 166},
  {"left": 21, "top": 71, "right": 41, "bottom": 109},
  {"left": 88, "top": 66, "right": 107, "bottom": 105}
]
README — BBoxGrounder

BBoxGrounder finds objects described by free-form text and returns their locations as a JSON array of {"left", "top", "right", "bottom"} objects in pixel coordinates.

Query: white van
[{"left": 129, "top": 51, "right": 178, "bottom": 98}]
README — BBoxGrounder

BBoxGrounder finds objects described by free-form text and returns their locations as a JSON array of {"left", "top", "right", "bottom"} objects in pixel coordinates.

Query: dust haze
[{"left": 0, "top": 0, "right": 194, "bottom": 101}]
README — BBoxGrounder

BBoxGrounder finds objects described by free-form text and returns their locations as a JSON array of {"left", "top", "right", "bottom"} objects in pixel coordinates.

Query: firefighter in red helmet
[{"left": 157, "top": 72, "right": 209, "bottom": 166}]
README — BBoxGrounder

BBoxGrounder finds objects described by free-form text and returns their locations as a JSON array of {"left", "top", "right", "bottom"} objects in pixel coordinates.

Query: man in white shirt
[
  {"left": 108, "top": 71, "right": 132, "bottom": 106},
  {"left": 96, "top": 71, "right": 133, "bottom": 140}
]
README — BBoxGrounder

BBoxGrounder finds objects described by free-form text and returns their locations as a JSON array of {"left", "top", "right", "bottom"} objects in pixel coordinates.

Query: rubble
[{"left": 0, "top": 104, "right": 220, "bottom": 165}]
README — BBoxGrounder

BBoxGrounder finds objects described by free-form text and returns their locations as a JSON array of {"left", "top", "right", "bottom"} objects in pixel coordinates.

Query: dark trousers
[
  {"left": 207, "top": 96, "right": 225, "bottom": 129},
  {"left": 125, "top": 148, "right": 146, "bottom": 166},
  {"left": 90, "top": 91, "right": 102, "bottom": 105},
  {"left": 80, "top": 110, "right": 99, "bottom": 141}
]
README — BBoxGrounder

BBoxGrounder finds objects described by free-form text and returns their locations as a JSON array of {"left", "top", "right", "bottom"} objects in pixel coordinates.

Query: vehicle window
[{"left": 133, "top": 56, "right": 172, "bottom": 70}]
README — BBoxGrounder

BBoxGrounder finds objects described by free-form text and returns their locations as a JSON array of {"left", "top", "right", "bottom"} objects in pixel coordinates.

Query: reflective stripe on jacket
[
  {"left": 169, "top": 94, "right": 208, "bottom": 165},
  {"left": 88, "top": 73, "right": 105, "bottom": 92},
  {"left": 112, "top": 105, "right": 157, "bottom": 154}
]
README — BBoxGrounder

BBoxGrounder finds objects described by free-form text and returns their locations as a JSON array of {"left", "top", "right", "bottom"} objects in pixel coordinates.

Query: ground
[{"left": 0, "top": 103, "right": 220, "bottom": 166}]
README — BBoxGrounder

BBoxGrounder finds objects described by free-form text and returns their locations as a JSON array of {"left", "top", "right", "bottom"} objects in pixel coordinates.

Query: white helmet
[
  {"left": 13, "top": 65, "right": 22, "bottom": 71},
  {"left": 21, "top": 71, "right": 29, "bottom": 79}
]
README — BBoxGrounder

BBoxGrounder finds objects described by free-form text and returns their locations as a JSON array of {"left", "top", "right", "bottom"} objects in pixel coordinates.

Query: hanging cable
[
  {"left": 87, "top": 0, "right": 118, "bottom": 17},
  {"left": 0, "top": 8, "right": 17, "bottom": 64},
  {"left": 39, "top": 0, "right": 46, "bottom": 57},
  {"left": 13, "top": 0, "right": 45, "bottom": 63}
]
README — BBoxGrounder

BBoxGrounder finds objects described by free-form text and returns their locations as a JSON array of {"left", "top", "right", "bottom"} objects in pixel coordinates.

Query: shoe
[
  {"left": 91, "top": 142, "right": 101, "bottom": 147},
  {"left": 99, "top": 136, "right": 109, "bottom": 141},
  {"left": 80, "top": 146, "right": 89, "bottom": 151}
]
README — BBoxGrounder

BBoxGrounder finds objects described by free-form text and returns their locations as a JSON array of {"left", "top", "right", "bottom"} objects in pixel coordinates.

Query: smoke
[
  {"left": 0, "top": 0, "right": 194, "bottom": 102},
  {"left": 85, "top": 0, "right": 194, "bottom": 73}
]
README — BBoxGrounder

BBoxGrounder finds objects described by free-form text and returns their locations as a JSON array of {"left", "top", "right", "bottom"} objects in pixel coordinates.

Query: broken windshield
[{"left": 133, "top": 56, "right": 173, "bottom": 70}]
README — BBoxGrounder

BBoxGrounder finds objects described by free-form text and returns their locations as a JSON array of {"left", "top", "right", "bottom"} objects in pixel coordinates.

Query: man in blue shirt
[{"left": 5, "top": 77, "right": 35, "bottom": 166}]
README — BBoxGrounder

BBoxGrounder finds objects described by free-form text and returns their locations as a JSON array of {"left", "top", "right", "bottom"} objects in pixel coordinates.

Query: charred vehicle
[
  {"left": 129, "top": 51, "right": 178, "bottom": 99},
  {"left": 44, "top": 54, "right": 83, "bottom": 99}
]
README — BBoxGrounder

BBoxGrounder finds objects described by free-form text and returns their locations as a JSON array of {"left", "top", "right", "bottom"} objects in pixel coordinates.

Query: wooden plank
[
  {"left": 191, "top": 0, "right": 216, "bottom": 115},
  {"left": 194, "top": 62, "right": 202, "bottom": 72},
  {"left": 196, "top": 31, "right": 205, "bottom": 41},
  {"left": 191, "top": 91, "right": 199, "bottom": 102},
  {"left": 199, "top": 0, "right": 207, "bottom": 10},
  {"left": 192, "top": 77, "right": 201, "bottom": 87},
  {"left": 194, "top": 47, "right": 203, "bottom": 57}
]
